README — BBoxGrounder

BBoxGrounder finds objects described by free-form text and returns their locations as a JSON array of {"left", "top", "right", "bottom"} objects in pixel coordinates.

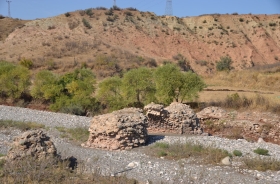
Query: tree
[
  {"left": 154, "top": 64, "right": 184, "bottom": 104},
  {"left": 0, "top": 61, "right": 30, "bottom": 100},
  {"left": 31, "top": 70, "right": 63, "bottom": 102},
  {"left": 179, "top": 72, "right": 206, "bottom": 102},
  {"left": 122, "top": 67, "right": 156, "bottom": 107},
  {"left": 97, "top": 76, "right": 126, "bottom": 111},
  {"left": 216, "top": 56, "right": 233, "bottom": 71},
  {"left": 51, "top": 68, "right": 97, "bottom": 115},
  {"left": 154, "top": 64, "right": 205, "bottom": 104}
]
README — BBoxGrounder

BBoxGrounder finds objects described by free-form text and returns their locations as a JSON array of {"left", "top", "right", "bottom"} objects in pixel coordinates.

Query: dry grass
[
  {"left": 0, "top": 120, "right": 45, "bottom": 131},
  {"left": 242, "top": 157, "right": 280, "bottom": 171},
  {"left": 206, "top": 93, "right": 280, "bottom": 114},
  {"left": 204, "top": 70, "right": 280, "bottom": 91},
  {"left": 0, "top": 156, "right": 138, "bottom": 184},
  {"left": 55, "top": 127, "right": 89, "bottom": 143},
  {"left": 148, "top": 142, "right": 230, "bottom": 165}
]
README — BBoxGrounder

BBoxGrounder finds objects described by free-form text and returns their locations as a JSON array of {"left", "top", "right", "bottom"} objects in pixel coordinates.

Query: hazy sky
[{"left": 0, "top": 0, "right": 280, "bottom": 20}]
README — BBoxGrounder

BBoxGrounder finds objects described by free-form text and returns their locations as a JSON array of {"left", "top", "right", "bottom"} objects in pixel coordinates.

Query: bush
[
  {"left": 64, "top": 12, "right": 71, "bottom": 17},
  {"left": 124, "top": 11, "right": 133, "bottom": 16},
  {"left": 96, "top": 7, "right": 107, "bottom": 10},
  {"left": 19, "top": 58, "right": 33, "bottom": 69},
  {"left": 269, "top": 22, "right": 276, "bottom": 26},
  {"left": 79, "top": 10, "right": 85, "bottom": 16},
  {"left": 233, "top": 150, "right": 242, "bottom": 157},
  {"left": 196, "top": 60, "right": 207, "bottom": 66},
  {"left": 85, "top": 8, "right": 94, "bottom": 16},
  {"left": 82, "top": 18, "right": 92, "bottom": 29},
  {"left": 239, "top": 18, "right": 244, "bottom": 22},
  {"left": 105, "top": 9, "right": 114, "bottom": 16},
  {"left": 216, "top": 56, "right": 233, "bottom": 71},
  {"left": 254, "top": 148, "right": 269, "bottom": 156},
  {"left": 126, "top": 7, "right": 138, "bottom": 11},
  {"left": 0, "top": 61, "right": 31, "bottom": 100},
  {"left": 31, "top": 70, "right": 62, "bottom": 102},
  {"left": 48, "top": 25, "right": 56, "bottom": 30},
  {"left": 112, "top": 5, "right": 121, "bottom": 11}
]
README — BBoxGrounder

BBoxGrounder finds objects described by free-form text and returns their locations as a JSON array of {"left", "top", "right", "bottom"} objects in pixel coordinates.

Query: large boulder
[
  {"left": 144, "top": 102, "right": 201, "bottom": 134},
  {"left": 82, "top": 108, "right": 148, "bottom": 150},
  {"left": 7, "top": 130, "right": 57, "bottom": 161}
]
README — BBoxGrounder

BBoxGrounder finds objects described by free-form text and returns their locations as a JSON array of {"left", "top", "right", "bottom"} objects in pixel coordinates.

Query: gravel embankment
[
  {"left": 1, "top": 105, "right": 280, "bottom": 183},
  {"left": 0, "top": 105, "right": 91, "bottom": 128}
]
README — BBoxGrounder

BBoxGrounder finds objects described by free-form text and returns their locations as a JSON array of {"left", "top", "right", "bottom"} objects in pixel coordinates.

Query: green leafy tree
[
  {"left": 179, "top": 72, "right": 206, "bottom": 102},
  {"left": 50, "top": 68, "right": 97, "bottom": 115},
  {"left": 31, "top": 70, "right": 63, "bottom": 102},
  {"left": 122, "top": 67, "right": 156, "bottom": 107},
  {"left": 0, "top": 61, "right": 30, "bottom": 99},
  {"left": 97, "top": 76, "right": 126, "bottom": 111},
  {"left": 154, "top": 64, "right": 205, "bottom": 104},
  {"left": 216, "top": 56, "right": 233, "bottom": 71}
]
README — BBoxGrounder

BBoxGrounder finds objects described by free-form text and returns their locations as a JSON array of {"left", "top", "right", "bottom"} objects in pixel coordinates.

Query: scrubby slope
[{"left": 0, "top": 9, "right": 280, "bottom": 76}]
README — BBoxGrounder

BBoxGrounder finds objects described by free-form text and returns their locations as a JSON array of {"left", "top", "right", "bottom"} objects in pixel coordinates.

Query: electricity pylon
[{"left": 165, "top": 0, "right": 173, "bottom": 16}]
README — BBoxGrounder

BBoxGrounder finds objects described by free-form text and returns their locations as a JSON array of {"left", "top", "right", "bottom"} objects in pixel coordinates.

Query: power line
[
  {"left": 6, "top": 0, "right": 12, "bottom": 18},
  {"left": 165, "top": 0, "right": 173, "bottom": 16}
]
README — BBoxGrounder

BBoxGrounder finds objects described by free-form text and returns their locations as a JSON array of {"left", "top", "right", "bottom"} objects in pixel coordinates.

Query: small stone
[{"left": 221, "top": 156, "right": 232, "bottom": 165}]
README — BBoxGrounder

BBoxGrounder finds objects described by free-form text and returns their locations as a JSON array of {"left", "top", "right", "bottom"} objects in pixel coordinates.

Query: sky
[{"left": 0, "top": 0, "right": 279, "bottom": 20}]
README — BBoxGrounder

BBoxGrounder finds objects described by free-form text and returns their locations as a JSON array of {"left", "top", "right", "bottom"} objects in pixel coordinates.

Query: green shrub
[
  {"left": 233, "top": 150, "right": 242, "bottom": 156},
  {"left": 31, "top": 70, "right": 62, "bottom": 102},
  {"left": 216, "top": 56, "right": 233, "bottom": 71},
  {"left": 0, "top": 61, "right": 31, "bottom": 99},
  {"left": 19, "top": 58, "right": 33, "bottom": 69},
  {"left": 82, "top": 18, "right": 92, "bottom": 29},
  {"left": 203, "top": 20, "right": 207, "bottom": 23},
  {"left": 239, "top": 18, "right": 244, "bottom": 22},
  {"left": 269, "top": 22, "right": 276, "bottom": 27},
  {"left": 254, "top": 148, "right": 269, "bottom": 156}
]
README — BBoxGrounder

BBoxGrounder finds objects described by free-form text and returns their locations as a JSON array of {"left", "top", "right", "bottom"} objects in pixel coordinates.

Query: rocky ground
[{"left": 1, "top": 105, "right": 280, "bottom": 183}]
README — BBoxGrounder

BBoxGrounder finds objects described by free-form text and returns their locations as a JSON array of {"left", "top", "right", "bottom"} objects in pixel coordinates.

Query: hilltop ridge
[{"left": 0, "top": 8, "right": 280, "bottom": 76}]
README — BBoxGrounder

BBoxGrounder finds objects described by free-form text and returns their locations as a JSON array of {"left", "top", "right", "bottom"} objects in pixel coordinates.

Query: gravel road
[{"left": 1, "top": 105, "right": 280, "bottom": 184}]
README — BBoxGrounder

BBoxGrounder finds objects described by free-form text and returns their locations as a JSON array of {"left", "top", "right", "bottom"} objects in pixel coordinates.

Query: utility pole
[
  {"left": 165, "top": 0, "right": 173, "bottom": 16},
  {"left": 114, "top": 0, "right": 116, "bottom": 6},
  {"left": 6, "top": 0, "right": 12, "bottom": 18}
]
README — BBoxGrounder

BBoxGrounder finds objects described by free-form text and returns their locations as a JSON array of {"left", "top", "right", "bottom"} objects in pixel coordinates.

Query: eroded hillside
[{"left": 0, "top": 8, "right": 280, "bottom": 76}]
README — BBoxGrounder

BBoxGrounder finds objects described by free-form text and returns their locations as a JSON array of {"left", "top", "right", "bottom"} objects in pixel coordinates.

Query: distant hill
[{"left": 1, "top": 8, "right": 280, "bottom": 77}]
